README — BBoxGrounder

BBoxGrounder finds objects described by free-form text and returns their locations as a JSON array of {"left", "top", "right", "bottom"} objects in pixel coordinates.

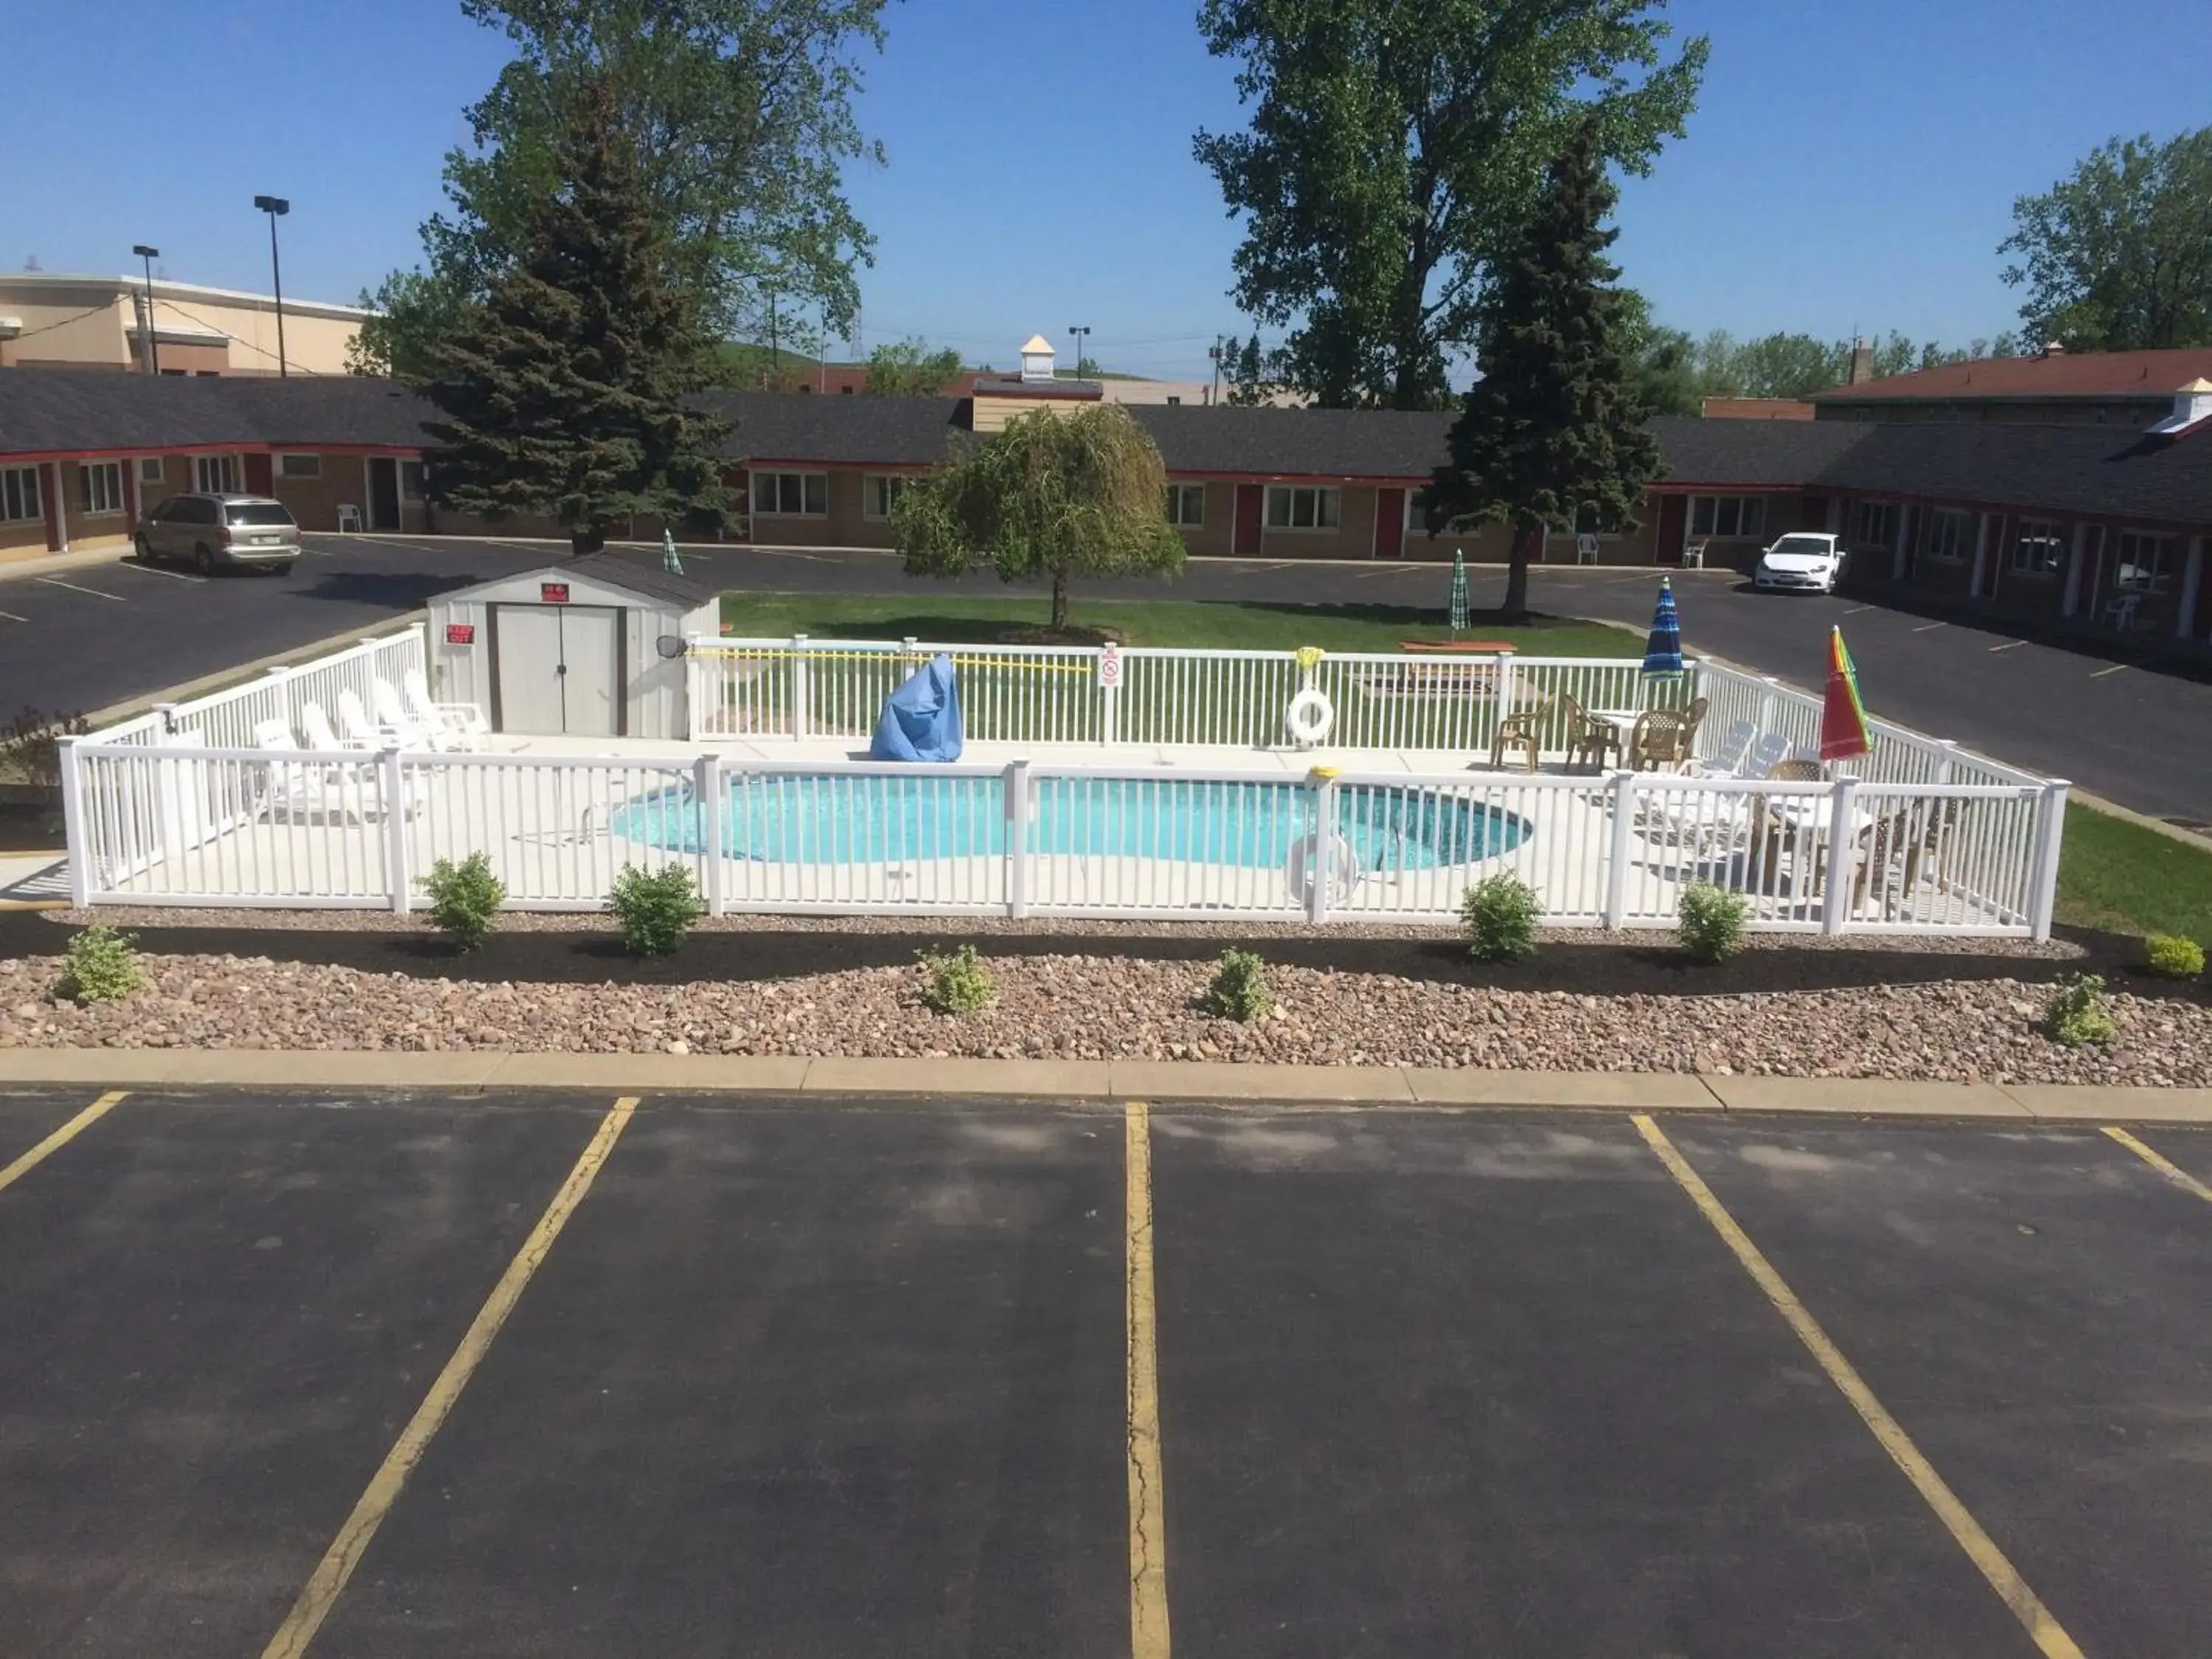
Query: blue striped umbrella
[
  {"left": 1448, "top": 547, "right": 1470, "bottom": 633},
  {"left": 1642, "top": 575, "right": 1685, "bottom": 679}
]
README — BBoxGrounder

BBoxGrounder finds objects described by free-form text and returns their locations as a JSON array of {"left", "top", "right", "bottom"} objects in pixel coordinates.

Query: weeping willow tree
[{"left": 892, "top": 403, "right": 1188, "bottom": 634}]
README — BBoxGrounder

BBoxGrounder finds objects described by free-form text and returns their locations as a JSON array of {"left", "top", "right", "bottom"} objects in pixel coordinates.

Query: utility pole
[
  {"left": 1208, "top": 333, "right": 1225, "bottom": 406},
  {"left": 768, "top": 290, "right": 779, "bottom": 389},
  {"left": 132, "top": 245, "right": 161, "bottom": 375}
]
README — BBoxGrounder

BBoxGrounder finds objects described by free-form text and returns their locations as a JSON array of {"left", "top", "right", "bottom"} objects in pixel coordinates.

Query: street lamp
[
  {"left": 131, "top": 245, "right": 161, "bottom": 375},
  {"left": 252, "top": 195, "right": 291, "bottom": 378},
  {"left": 1068, "top": 324, "right": 1091, "bottom": 380}
]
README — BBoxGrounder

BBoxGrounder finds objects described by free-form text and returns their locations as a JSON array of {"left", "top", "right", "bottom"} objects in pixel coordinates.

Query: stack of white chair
[{"left": 403, "top": 668, "right": 490, "bottom": 751}]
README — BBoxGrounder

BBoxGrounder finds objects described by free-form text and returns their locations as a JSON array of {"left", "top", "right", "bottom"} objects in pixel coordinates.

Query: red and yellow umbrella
[{"left": 1819, "top": 625, "right": 1871, "bottom": 762}]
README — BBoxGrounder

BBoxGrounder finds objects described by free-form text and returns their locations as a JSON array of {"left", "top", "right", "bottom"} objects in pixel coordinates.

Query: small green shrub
[
  {"left": 918, "top": 944, "right": 995, "bottom": 1014},
  {"left": 422, "top": 852, "right": 505, "bottom": 951},
  {"left": 607, "top": 863, "right": 705, "bottom": 956},
  {"left": 2042, "top": 971, "right": 2117, "bottom": 1048},
  {"left": 60, "top": 924, "right": 147, "bottom": 1004},
  {"left": 1677, "top": 882, "right": 1751, "bottom": 964},
  {"left": 2144, "top": 933, "right": 2205, "bottom": 981},
  {"left": 1204, "top": 948, "right": 1274, "bottom": 1021},
  {"left": 0, "top": 705, "right": 89, "bottom": 790},
  {"left": 1461, "top": 874, "right": 1542, "bottom": 962}
]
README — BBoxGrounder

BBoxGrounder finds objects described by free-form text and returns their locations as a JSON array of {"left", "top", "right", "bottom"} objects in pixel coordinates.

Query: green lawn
[
  {"left": 716, "top": 591, "right": 1644, "bottom": 658},
  {"left": 2056, "top": 803, "right": 2212, "bottom": 946}
]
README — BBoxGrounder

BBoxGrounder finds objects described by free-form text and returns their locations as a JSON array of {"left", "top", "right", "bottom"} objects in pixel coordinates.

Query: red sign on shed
[
  {"left": 540, "top": 582, "right": 570, "bottom": 604},
  {"left": 445, "top": 623, "right": 476, "bottom": 647}
]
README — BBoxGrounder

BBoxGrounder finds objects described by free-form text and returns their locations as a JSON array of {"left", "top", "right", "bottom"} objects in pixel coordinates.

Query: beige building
[{"left": 0, "top": 272, "right": 365, "bottom": 377}]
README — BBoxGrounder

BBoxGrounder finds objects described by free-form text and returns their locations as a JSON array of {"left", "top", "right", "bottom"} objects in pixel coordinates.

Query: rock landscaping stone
[{"left": 0, "top": 949, "right": 2204, "bottom": 1086}]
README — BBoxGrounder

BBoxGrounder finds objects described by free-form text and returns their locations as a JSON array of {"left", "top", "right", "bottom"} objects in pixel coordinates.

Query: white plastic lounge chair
[
  {"left": 403, "top": 667, "right": 490, "bottom": 748},
  {"left": 300, "top": 700, "right": 368, "bottom": 752},
  {"left": 255, "top": 715, "right": 370, "bottom": 823},
  {"left": 1684, "top": 717, "right": 1756, "bottom": 778},
  {"left": 336, "top": 688, "right": 405, "bottom": 749},
  {"left": 374, "top": 678, "right": 456, "bottom": 752},
  {"left": 1737, "top": 730, "right": 1791, "bottom": 781}
]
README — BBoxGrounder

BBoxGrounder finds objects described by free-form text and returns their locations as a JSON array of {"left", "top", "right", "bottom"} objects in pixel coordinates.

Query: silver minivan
[{"left": 135, "top": 493, "right": 301, "bottom": 575}]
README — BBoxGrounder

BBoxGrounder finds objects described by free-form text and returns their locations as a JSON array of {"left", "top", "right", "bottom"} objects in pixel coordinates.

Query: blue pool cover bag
[{"left": 869, "top": 652, "right": 964, "bottom": 761}]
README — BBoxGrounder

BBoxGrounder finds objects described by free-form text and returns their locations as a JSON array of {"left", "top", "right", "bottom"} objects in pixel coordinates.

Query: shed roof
[{"left": 442, "top": 553, "right": 716, "bottom": 610}]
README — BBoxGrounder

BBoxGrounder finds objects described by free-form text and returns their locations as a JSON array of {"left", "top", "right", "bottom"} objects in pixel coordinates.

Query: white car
[{"left": 1753, "top": 532, "right": 1847, "bottom": 594}]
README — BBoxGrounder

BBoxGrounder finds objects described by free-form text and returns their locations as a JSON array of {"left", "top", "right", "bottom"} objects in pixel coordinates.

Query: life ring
[
  {"left": 1285, "top": 830, "right": 1360, "bottom": 905},
  {"left": 1286, "top": 686, "right": 1335, "bottom": 747}
]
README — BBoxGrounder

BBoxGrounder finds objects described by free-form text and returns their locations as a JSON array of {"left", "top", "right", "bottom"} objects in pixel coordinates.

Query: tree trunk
[
  {"left": 1051, "top": 563, "right": 1071, "bottom": 634},
  {"left": 571, "top": 524, "right": 607, "bottom": 557},
  {"left": 1503, "top": 524, "right": 1540, "bottom": 622}
]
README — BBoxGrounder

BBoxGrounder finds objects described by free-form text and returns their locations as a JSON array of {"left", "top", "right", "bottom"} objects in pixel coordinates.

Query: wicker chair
[
  {"left": 1853, "top": 798, "right": 1962, "bottom": 917},
  {"left": 1750, "top": 758, "right": 1829, "bottom": 888},
  {"left": 1488, "top": 702, "right": 1546, "bottom": 773},
  {"left": 1630, "top": 709, "right": 1692, "bottom": 770},
  {"left": 1557, "top": 692, "right": 1622, "bottom": 772}
]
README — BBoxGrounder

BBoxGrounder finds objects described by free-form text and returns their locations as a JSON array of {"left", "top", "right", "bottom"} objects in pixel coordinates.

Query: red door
[
  {"left": 1234, "top": 484, "right": 1265, "bottom": 555},
  {"left": 1655, "top": 494, "right": 1688, "bottom": 565},
  {"left": 1373, "top": 487, "right": 1406, "bottom": 558},
  {"left": 243, "top": 453, "right": 274, "bottom": 495}
]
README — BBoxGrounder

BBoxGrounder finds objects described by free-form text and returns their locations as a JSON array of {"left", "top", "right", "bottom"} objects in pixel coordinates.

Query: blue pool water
[{"left": 611, "top": 773, "right": 1528, "bottom": 869}]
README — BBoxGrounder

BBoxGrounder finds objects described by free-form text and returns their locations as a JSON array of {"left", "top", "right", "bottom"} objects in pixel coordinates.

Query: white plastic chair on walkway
[
  {"left": 372, "top": 678, "right": 457, "bottom": 751},
  {"left": 1737, "top": 730, "right": 1792, "bottom": 780},
  {"left": 337, "top": 688, "right": 408, "bottom": 750},
  {"left": 254, "top": 717, "right": 370, "bottom": 824},
  {"left": 1683, "top": 717, "right": 1756, "bottom": 778},
  {"left": 301, "top": 700, "right": 369, "bottom": 752},
  {"left": 403, "top": 667, "right": 490, "bottom": 748}
]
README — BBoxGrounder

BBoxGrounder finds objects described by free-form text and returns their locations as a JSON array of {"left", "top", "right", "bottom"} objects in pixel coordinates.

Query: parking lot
[{"left": 3, "top": 1088, "right": 2208, "bottom": 1657}]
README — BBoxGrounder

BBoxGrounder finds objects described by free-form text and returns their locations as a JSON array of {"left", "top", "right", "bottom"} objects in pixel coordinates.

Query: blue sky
[{"left": 5, "top": 0, "right": 2205, "bottom": 380}]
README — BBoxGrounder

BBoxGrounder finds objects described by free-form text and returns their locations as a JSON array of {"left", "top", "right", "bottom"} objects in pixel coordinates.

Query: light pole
[
  {"left": 252, "top": 195, "right": 290, "bottom": 378},
  {"left": 131, "top": 245, "right": 161, "bottom": 375},
  {"left": 1068, "top": 324, "right": 1091, "bottom": 380}
]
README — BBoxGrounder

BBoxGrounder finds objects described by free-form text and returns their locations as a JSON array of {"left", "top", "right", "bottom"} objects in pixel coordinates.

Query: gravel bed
[
  {"left": 44, "top": 906, "right": 2081, "bottom": 960},
  {"left": 2, "top": 950, "right": 2202, "bottom": 1085}
]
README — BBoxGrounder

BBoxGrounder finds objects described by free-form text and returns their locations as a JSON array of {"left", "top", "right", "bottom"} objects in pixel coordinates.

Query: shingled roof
[{"left": 1809, "top": 347, "right": 2212, "bottom": 404}]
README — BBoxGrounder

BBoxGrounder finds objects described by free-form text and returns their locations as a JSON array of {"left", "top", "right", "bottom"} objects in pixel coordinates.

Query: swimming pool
[{"left": 610, "top": 773, "right": 1528, "bottom": 870}]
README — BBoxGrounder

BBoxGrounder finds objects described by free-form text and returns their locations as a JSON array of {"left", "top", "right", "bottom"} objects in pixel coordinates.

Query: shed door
[
  {"left": 493, "top": 604, "right": 623, "bottom": 735},
  {"left": 559, "top": 606, "right": 621, "bottom": 735}
]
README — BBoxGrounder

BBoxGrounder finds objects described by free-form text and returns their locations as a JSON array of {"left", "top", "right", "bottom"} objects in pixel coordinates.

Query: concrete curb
[{"left": 0, "top": 1050, "right": 2207, "bottom": 1122}]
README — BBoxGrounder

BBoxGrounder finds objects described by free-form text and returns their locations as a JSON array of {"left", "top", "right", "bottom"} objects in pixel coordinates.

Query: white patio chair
[
  {"left": 336, "top": 688, "right": 408, "bottom": 750},
  {"left": 255, "top": 715, "right": 369, "bottom": 823},
  {"left": 1683, "top": 717, "right": 1756, "bottom": 778},
  {"left": 374, "top": 678, "right": 456, "bottom": 751},
  {"left": 1737, "top": 730, "right": 1791, "bottom": 780},
  {"left": 404, "top": 667, "right": 490, "bottom": 747},
  {"left": 300, "top": 700, "right": 369, "bottom": 752}
]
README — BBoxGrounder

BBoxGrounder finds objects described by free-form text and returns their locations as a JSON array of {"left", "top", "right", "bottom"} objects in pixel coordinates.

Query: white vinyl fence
[{"left": 89, "top": 630, "right": 425, "bottom": 754}]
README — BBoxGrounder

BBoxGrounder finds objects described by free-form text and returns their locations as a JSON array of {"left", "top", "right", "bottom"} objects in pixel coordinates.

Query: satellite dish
[{"left": 655, "top": 634, "right": 687, "bottom": 660}]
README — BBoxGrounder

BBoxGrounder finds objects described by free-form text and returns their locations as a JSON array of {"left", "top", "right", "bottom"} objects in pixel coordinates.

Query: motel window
[
  {"left": 863, "top": 475, "right": 913, "bottom": 520},
  {"left": 2113, "top": 530, "right": 2176, "bottom": 594},
  {"left": 754, "top": 470, "right": 827, "bottom": 517},
  {"left": 1265, "top": 484, "right": 1340, "bottom": 531},
  {"left": 400, "top": 461, "right": 426, "bottom": 501},
  {"left": 2008, "top": 519, "right": 2065, "bottom": 578},
  {"left": 1853, "top": 501, "right": 1900, "bottom": 550},
  {"left": 1688, "top": 495, "right": 1764, "bottom": 538},
  {"left": 78, "top": 460, "right": 125, "bottom": 515},
  {"left": 278, "top": 453, "right": 321, "bottom": 480},
  {"left": 137, "top": 456, "right": 165, "bottom": 485},
  {"left": 193, "top": 454, "right": 240, "bottom": 493},
  {"left": 1923, "top": 509, "right": 1972, "bottom": 563},
  {"left": 0, "top": 466, "right": 41, "bottom": 524},
  {"left": 1165, "top": 484, "right": 1206, "bottom": 526}
]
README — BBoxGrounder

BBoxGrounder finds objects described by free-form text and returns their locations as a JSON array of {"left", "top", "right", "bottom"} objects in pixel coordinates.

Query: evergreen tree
[
  {"left": 1425, "top": 117, "right": 1658, "bottom": 620},
  {"left": 425, "top": 82, "right": 731, "bottom": 556}
]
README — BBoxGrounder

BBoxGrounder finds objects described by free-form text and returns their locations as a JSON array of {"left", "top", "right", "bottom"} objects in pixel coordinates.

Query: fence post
[
  {"left": 381, "top": 746, "right": 411, "bottom": 914},
  {"left": 1756, "top": 675, "right": 1779, "bottom": 738},
  {"left": 2026, "top": 779, "right": 2070, "bottom": 941},
  {"left": 1934, "top": 740, "right": 1961, "bottom": 787},
  {"left": 59, "top": 736, "right": 91, "bottom": 909},
  {"left": 1494, "top": 653, "right": 1517, "bottom": 745},
  {"left": 695, "top": 751, "right": 724, "bottom": 916},
  {"left": 1602, "top": 771, "right": 1635, "bottom": 928},
  {"left": 1307, "top": 771, "right": 1336, "bottom": 924},
  {"left": 1820, "top": 775, "right": 1858, "bottom": 936},
  {"left": 153, "top": 701, "right": 179, "bottom": 737},
  {"left": 1006, "top": 760, "right": 1030, "bottom": 919},
  {"left": 790, "top": 635, "right": 810, "bottom": 741}
]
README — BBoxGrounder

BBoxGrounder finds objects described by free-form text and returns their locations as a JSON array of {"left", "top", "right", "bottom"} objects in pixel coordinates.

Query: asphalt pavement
[
  {"left": 8, "top": 534, "right": 2207, "bottom": 825},
  {"left": 4, "top": 1087, "right": 2210, "bottom": 1657}
]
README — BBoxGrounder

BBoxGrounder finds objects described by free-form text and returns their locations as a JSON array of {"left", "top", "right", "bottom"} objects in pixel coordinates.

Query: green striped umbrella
[{"left": 1448, "top": 547, "right": 1470, "bottom": 633}]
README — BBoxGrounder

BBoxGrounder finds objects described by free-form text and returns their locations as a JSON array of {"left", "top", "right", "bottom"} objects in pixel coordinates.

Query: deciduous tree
[
  {"left": 893, "top": 404, "right": 1186, "bottom": 635},
  {"left": 1194, "top": 0, "right": 1706, "bottom": 409},
  {"left": 1424, "top": 119, "right": 1655, "bottom": 619},
  {"left": 2001, "top": 128, "right": 2212, "bottom": 351},
  {"left": 864, "top": 338, "right": 964, "bottom": 396},
  {"left": 425, "top": 84, "right": 731, "bottom": 555}
]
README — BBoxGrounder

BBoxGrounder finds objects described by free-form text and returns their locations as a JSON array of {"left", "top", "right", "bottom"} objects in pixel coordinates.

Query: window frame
[
  {"left": 1853, "top": 501, "right": 1900, "bottom": 551},
  {"left": 1922, "top": 509, "right": 1971, "bottom": 563},
  {"left": 78, "top": 459, "right": 125, "bottom": 516},
  {"left": 192, "top": 453, "right": 240, "bottom": 494},
  {"left": 1164, "top": 483, "right": 1206, "bottom": 526},
  {"left": 2007, "top": 518, "right": 2065, "bottom": 580},
  {"left": 137, "top": 456, "right": 166, "bottom": 486},
  {"left": 1688, "top": 494, "right": 1766, "bottom": 539},
  {"left": 277, "top": 452, "right": 322, "bottom": 481},
  {"left": 0, "top": 465, "right": 41, "bottom": 525},
  {"left": 1264, "top": 484, "right": 1340, "bottom": 532},
  {"left": 2112, "top": 529, "right": 2176, "bottom": 594},
  {"left": 862, "top": 473, "right": 914, "bottom": 521},
  {"left": 753, "top": 469, "right": 829, "bottom": 518}
]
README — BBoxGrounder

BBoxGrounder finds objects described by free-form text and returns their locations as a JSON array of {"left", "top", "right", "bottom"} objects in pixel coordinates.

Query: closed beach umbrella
[
  {"left": 1448, "top": 547, "right": 1470, "bottom": 633},
  {"left": 1641, "top": 575, "right": 1685, "bottom": 680},
  {"left": 1819, "top": 625, "right": 1872, "bottom": 762},
  {"left": 661, "top": 527, "right": 684, "bottom": 576}
]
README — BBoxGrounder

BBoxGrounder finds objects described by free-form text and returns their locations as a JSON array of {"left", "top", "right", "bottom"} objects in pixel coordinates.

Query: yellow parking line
[
  {"left": 259, "top": 1095, "right": 639, "bottom": 1659},
  {"left": 1125, "top": 1102, "right": 1171, "bottom": 1659},
  {"left": 0, "top": 1091, "right": 128, "bottom": 1194},
  {"left": 1632, "top": 1115, "right": 2085, "bottom": 1659},
  {"left": 2103, "top": 1126, "right": 2212, "bottom": 1203}
]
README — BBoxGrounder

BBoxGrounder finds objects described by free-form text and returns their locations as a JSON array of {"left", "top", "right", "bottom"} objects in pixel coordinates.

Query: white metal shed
[{"left": 425, "top": 554, "right": 717, "bottom": 739}]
